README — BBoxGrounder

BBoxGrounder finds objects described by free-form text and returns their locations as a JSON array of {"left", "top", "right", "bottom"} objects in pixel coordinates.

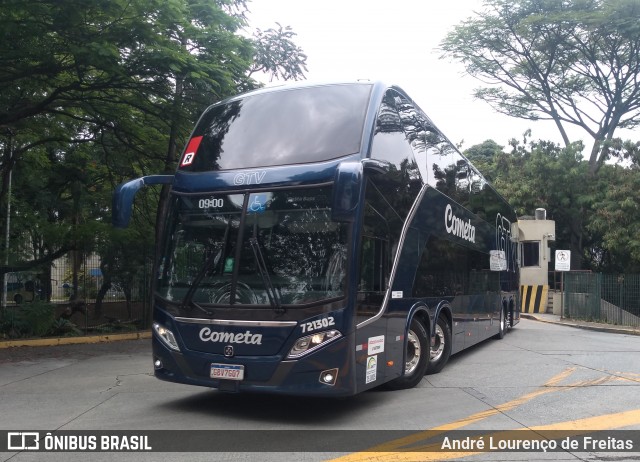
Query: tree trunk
[
  {"left": 588, "top": 140, "right": 602, "bottom": 177},
  {"left": 94, "top": 279, "right": 112, "bottom": 320}
]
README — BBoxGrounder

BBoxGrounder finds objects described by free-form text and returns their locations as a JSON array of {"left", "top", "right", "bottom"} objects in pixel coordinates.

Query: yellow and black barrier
[{"left": 520, "top": 285, "right": 549, "bottom": 314}]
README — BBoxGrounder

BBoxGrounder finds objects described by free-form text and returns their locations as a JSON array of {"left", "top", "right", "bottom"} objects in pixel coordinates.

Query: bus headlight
[
  {"left": 287, "top": 330, "right": 342, "bottom": 359},
  {"left": 153, "top": 322, "right": 180, "bottom": 352}
]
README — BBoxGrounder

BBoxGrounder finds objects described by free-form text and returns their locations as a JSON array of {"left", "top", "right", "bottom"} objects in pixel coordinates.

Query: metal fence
[
  {"left": 0, "top": 252, "right": 153, "bottom": 339},
  {"left": 564, "top": 272, "right": 640, "bottom": 328}
]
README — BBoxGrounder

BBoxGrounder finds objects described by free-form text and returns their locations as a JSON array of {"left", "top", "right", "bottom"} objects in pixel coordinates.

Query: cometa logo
[
  {"left": 199, "top": 327, "right": 263, "bottom": 345},
  {"left": 445, "top": 203, "right": 476, "bottom": 244}
]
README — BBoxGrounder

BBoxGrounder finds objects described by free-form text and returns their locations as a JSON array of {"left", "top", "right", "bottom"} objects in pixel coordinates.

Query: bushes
[{"left": 0, "top": 301, "right": 81, "bottom": 339}]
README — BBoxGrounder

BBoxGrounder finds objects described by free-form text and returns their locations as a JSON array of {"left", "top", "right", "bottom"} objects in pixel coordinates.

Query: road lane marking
[
  {"left": 329, "top": 367, "right": 640, "bottom": 462},
  {"left": 330, "top": 368, "right": 578, "bottom": 459},
  {"left": 330, "top": 408, "right": 640, "bottom": 462}
]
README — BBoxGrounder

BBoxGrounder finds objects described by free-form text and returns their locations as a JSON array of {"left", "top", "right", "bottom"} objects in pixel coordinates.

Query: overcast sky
[{"left": 245, "top": 0, "right": 597, "bottom": 152}]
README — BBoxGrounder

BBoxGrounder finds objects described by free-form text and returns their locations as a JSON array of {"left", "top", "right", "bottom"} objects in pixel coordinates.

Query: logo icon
[
  {"left": 444, "top": 203, "right": 476, "bottom": 244},
  {"left": 199, "top": 327, "right": 263, "bottom": 345},
  {"left": 7, "top": 432, "right": 40, "bottom": 450},
  {"left": 224, "top": 345, "right": 234, "bottom": 358}
]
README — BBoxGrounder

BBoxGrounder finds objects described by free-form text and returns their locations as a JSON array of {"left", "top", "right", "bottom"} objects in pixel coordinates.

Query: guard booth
[{"left": 515, "top": 208, "right": 556, "bottom": 314}]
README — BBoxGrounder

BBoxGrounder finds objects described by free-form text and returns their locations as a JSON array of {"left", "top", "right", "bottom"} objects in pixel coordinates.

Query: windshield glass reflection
[{"left": 157, "top": 187, "right": 348, "bottom": 308}]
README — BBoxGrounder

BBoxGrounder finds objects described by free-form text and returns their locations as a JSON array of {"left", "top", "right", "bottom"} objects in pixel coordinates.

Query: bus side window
[
  {"left": 370, "top": 91, "right": 421, "bottom": 197},
  {"left": 356, "top": 180, "right": 393, "bottom": 321},
  {"left": 413, "top": 237, "right": 468, "bottom": 298},
  {"left": 395, "top": 93, "right": 430, "bottom": 185}
]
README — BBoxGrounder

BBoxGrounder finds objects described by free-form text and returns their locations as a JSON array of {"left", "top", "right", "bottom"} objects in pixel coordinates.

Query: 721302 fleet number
[{"left": 301, "top": 316, "right": 335, "bottom": 333}]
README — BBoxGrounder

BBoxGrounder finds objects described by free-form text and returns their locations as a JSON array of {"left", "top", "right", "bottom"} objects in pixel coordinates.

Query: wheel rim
[
  {"left": 405, "top": 329, "right": 422, "bottom": 375},
  {"left": 430, "top": 324, "right": 445, "bottom": 362}
]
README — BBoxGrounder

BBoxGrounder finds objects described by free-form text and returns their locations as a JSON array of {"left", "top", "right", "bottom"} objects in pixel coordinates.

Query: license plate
[{"left": 210, "top": 363, "right": 244, "bottom": 381}]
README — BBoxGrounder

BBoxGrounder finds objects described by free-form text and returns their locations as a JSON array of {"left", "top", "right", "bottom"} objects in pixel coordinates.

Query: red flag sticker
[{"left": 180, "top": 136, "right": 203, "bottom": 167}]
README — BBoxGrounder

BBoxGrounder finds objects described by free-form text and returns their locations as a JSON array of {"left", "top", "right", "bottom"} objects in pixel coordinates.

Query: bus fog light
[
  {"left": 154, "top": 359, "right": 163, "bottom": 370},
  {"left": 287, "top": 329, "right": 342, "bottom": 359},
  {"left": 319, "top": 368, "right": 339, "bottom": 386},
  {"left": 153, "top": 322, "right": 181, "bottom": 352}
]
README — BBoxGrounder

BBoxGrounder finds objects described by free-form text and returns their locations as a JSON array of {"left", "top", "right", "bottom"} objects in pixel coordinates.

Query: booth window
[{"left": 521, "top": 241, "right": 540, "bottom": 267}]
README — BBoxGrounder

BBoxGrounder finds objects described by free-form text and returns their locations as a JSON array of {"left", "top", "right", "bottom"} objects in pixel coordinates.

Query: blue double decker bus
[{"left": 113, "top": 81, "right": 519, "bottom": 396}]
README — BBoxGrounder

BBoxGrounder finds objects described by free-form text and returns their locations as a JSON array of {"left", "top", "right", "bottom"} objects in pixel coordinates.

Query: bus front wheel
[
  {"left": 426, "top": 315, "right": 452, "bottom": 375},
  {"left": 383, "top": 318, "right": 429, "bottom": 390}
]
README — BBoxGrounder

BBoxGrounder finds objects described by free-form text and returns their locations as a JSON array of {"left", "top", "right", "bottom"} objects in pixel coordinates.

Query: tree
[
  {"left": 247, "top": 23, "right": 308, "bottom": 82},
  {"left": 442, "top": 0, "right": 640, "bottom": 176},
  {"left": 465, "top": 135, "right": 640, "bottom": 271},
  {"left": 588, "top": 164, "right": 640, "bottom": 272},
  {"left": 0, "top": 0, "right": 308, "bottom": 307},
  {"left": 463, "top": 139, "right": 504, "bottom": 181},
  {"left": 501, "top": 139, "right": 593, "bottom": 270}
]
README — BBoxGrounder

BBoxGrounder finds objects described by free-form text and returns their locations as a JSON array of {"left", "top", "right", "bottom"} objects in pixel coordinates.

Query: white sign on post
[
  {"left": 555, "top": 250, "right": 571, "bottom": 271},
  {"left": 490, "top": 250, "right": 507, "bottom": 271}
]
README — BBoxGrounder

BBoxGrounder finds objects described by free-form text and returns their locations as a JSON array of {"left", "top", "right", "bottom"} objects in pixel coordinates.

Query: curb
[
  {"left": 521, "top": 314, "right": 640, "bottom": 336},
  {"left": 0, "top": 331, "right": 152, "bottom": 349}
]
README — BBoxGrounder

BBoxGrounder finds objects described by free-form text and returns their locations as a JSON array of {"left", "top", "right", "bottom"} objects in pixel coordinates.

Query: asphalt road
[{"left": 1, "top": 318, "right": 640, "bottom": 461}]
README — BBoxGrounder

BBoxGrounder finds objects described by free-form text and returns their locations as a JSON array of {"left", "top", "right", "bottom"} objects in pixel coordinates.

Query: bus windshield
[
  {"left": 179, "top": 83, "right": 372, "bottom": 171},
  {"left": 157, "top": 186, "right": 348, "bottom": 308}
]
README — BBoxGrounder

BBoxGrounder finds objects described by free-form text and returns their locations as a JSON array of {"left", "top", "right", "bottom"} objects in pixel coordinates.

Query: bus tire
[
  {"left": 494, "top": 307, "right": 506, "bottom": 339},
  {"left": 383, "top": 318, "right": 429, "bottom": 390},
  {"left": 426, "top": 315, "right": 451, "bottom": 375}
]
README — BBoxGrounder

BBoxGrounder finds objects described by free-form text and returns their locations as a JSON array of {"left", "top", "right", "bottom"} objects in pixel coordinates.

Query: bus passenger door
[{"left": 355, "top": 235, "right": 391, "bottom": 392}]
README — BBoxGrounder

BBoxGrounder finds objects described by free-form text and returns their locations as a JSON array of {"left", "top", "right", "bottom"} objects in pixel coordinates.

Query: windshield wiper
[
  {"left": 181, "top": 251, "right": 218, "bottom": 315},
  {"left": 249, "top": 237, "right": 284, "bottom": 313}
]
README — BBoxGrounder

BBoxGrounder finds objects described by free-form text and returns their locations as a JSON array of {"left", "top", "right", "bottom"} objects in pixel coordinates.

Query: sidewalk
[{"left": 521, "top": 312, "right": 640, "bottom": 336}]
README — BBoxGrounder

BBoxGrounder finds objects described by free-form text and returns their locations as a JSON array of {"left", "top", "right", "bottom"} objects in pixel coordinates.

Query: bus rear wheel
[
  {"left": 426, "top": 315, "right": 451, "bottom": 375},
  {"left": 383, "top": 318, "right": 429, "bottom": 390}
]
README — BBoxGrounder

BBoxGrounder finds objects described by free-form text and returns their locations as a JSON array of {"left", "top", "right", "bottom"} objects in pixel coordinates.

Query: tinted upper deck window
[{"left": 180, "top": 84, "right": 372, "bottom": 171}]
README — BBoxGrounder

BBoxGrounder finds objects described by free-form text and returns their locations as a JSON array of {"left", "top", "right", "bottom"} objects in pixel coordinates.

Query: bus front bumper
[{"left": 151, "top": 335, "right": 356, "bottom": 397}]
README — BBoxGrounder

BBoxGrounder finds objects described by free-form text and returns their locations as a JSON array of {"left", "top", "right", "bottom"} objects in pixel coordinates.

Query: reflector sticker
[{"left": 180, "top": 136, "right": 203, "bottom": 167}]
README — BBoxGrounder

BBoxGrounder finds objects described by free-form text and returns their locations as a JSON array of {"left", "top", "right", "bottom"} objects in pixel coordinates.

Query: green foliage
[
  {"left": 588, "top": 165, "right": 640, "bottom": 272},
  {"left": 464, "top": 139, "right": 505, "bottom": 182},
  {"left": 48, "top": 318, "right": 83, "bottom": 337},
  {"left": 0, "top": 301, "right": 56, "bottom": 338},
  {"left": 0, "top": 302, "right": 85, "bottom": 338},
  {"left": 0, "top": 0, "right": 307, "bottom": 310},
  {"left": 442, "top": 0, "right": 640, "bottom": 175},
  {"left": 248, "top": 23, "right": 308, "bottom": 82},
  {"left": 90, "top": 322, "right": 137, "bottom": 334},
  {"left": 465, "top": 136, "right": 640, "bottom": 272}
]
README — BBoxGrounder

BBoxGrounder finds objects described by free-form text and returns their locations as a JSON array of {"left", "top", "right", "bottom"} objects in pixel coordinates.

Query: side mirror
[
  {"left": 112, "top": 175, "right": 173, "bottom": 228},
  {"left": 331, "top": 161, "right": 363, "bottom": 223},
  {"left": 331, "top": 159, "right": 391, "bottom": 222}
]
